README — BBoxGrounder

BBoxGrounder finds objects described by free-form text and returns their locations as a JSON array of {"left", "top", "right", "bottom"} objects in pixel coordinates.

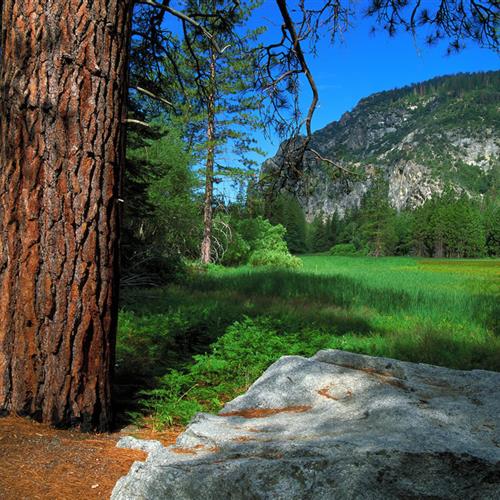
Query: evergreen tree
[
  {"left": 267, "top": 194, "right": 307, "bottom": 253},
  {"left": 411, "top": 201, "right": 435, "bottom": 257},
  {"left": 326, "top": 214, "right": 340, "bottom": 249},
  {"left": 123, "top": 123, "right": 201, "bottom": 284},
  {"left": 309, "top": 213, "right": 331, "bottom": 252},
  {"left": 483, "top": 202, "right": 500, "bottom": 257},
  {"left": 283, "top": 198, "right": 307, "bottom": 253},
  {"left": 358, "top": 181, "right": 398, "bottom": 256},
  {"left": 412, "top": 193, "right": 487, "bottom": 258},
  {"left": 169, "top": 0, "right": 265, "bottom": 263},
  {"left": 393, "top": 212, "right": 414, "bottom": 255}
]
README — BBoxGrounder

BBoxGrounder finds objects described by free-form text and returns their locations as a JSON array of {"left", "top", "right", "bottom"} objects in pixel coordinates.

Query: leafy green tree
[
  {"left": 123, "top": 123, "right": 200, "bottom": 284},
  {"left": 219, "top": 216, "right": 301, "bottom": 268},
  {"left": 248, "top": 218, "right": 302, "bottom": 268}
]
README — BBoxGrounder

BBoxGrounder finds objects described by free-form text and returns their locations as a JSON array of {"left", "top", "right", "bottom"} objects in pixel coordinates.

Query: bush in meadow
[{"left": 329, "top": 243, "right": 359, "bottom": 256}]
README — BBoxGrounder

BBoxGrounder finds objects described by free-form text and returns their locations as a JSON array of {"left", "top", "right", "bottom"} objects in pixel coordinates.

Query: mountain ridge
[{"left": 261, "top": 71, "right": 499, "bottom": 221}]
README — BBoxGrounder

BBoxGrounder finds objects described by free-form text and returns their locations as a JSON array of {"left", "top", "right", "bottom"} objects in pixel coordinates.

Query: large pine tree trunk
[{"left": 0, "top": 0, "right": 132, "bottom": 431}]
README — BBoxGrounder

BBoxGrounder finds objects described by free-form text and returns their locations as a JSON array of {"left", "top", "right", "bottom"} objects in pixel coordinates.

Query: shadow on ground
[{"left": 114, "top": 269, "right": 499, "bottom": 425}]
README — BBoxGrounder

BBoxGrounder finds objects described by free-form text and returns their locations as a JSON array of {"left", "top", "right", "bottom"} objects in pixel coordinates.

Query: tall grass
[
  {"left": 117, "top": 256, "right": 499, "bottom": 427},
  {"left": 186, "top": 258, "right": 498, "bottom": 334}
]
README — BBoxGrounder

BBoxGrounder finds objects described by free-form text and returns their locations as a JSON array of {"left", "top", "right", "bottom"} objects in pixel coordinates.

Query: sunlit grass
[{"left": 117, "top": 256, "right": 499, "bottom": 427}]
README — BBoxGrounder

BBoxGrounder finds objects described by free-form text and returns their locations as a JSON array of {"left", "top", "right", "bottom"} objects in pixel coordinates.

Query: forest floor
[{"left": 0, "top": 416, "right": 183, "bottom": 499}]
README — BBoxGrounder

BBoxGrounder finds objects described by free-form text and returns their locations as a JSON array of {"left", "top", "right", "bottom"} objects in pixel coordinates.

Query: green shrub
[
  {"left": 249, "top": 249, "right": 302, "bottom": 269},
  {"left": 247, "top": 217, "right": 302, "bottom": 268},
  {"left": 140, "top": 370, "right": 204, "bottom": 428},
  {"left": 252, "top": 219, "right": 289, "bottom": 253},
  {"left": 221, "top": 231, "right": 251, "bottom": 266},
  {"left": 329, "top": 243, "right": 359, "bottom": 256},
  {"left": 139, "top": 316, "right": 343, "bottom": 428},
  {"left": 215, "top": 216, "right": 302, "bottom": 268}
]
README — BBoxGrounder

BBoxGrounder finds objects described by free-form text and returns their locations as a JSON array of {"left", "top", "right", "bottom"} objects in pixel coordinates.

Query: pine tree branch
[
  {"left": 264, "top": 69, "right": 303, "bottom": 91},
  {"left": 138, "top": 0, "right": 227, "bottom": 54}
]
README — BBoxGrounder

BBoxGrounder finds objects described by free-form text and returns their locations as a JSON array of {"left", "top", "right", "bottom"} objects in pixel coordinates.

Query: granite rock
[{"left": 112, "top": 350, "right": 500, "bottom": 499}]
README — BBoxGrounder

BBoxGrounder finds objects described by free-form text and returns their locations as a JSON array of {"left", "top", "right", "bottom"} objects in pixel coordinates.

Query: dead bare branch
[
  {"left": 125, "top": 118, "right": 151, "bottom": 127},
  {"left": 308, "top": 148, "right": 360, "bottom": 176},
  {"left": 133, "top": 85, "right": 175, "bottom": 108},
  {"left": 138, "top": 0, "right": 226, "bottom": 54}
]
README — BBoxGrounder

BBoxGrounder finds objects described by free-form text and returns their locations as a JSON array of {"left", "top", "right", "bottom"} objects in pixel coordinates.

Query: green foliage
[
  {"left": 123, "top": 124, "right": 200, "bottom": 285},
  {"left": 117, "top": 309, "right": 193, "bottom": 380},
  {"left": 140, "top": 317, "right": 332, "bottom": 427},
  {"left": 392, "top": 212, "right": 414, "bottom": 255},
  {"left": 251, "top": 218, "right": 289, "bottom": 253},
  {"left": 308, "top": 213, "right": 333, "bottom": 253},
  {"left": 354, "top": 181, "right": 399, "bottom": 256},
  {"left": 246, "top": 217, "right": 302, "bottom": 268},
  {"left": 249, "top": 249, "right": 302, "bottom": 268},
  {"left": 483, "top": 203, "right": 500, "bottom": 257},
  {"left": 220, "top": 228, "right": 251, "bottom": 266},
  {"left": 267, "top": 194, "right": 308, "bottom": 253},
  {"left": 329, "top": 243, "right": 360, "bottom": 256},
  {"left": 220, "top": 215, "right": 302, "bottom": 269},
  {"left": 173, "top": 0, "right": 266, "bottom": 196},
  {"left": 140, "top": 370, "right": 204, "bottom": 428}
]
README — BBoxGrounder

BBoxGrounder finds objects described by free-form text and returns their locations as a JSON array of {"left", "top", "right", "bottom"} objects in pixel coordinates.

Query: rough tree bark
[
  {"left": 200, "top": 46, "right": 217, "bottom": 264},
  {"left": 0, "top": 0, "right": 132, "bottom": 431}
]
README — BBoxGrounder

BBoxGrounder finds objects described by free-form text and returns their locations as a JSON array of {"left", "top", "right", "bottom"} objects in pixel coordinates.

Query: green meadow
[{"left": 116, "top": 256, "right": 499, "bottom": 428}]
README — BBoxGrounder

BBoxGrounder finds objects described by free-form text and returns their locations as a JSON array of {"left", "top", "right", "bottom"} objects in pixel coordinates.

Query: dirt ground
[{"left": 0, "top": 416, "right": 182, "bottom": 500}]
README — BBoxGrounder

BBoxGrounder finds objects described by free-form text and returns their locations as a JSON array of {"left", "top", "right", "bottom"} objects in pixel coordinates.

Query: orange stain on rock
[
  {"left": 220, "top": 405, "right": 311, "bottom": 419},
  {"left": 317, "top": 385, "right": 353, "bottom": 401}
]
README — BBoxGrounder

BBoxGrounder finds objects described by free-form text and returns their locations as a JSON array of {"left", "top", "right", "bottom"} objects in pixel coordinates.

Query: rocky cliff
[{"left": 262, "top": 71, "right": 499, "bottom": 220}]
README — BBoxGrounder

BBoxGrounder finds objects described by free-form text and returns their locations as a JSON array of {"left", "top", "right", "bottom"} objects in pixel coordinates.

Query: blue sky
[
  {"left": 165, "top": 1, "right": 499, "bottom": 199},
  {"left": 248, "top": 0, "right": 499, "bottom": 157}
]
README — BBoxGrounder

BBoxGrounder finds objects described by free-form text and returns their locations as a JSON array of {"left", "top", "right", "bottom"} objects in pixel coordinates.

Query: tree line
[{"left": 265, "top": 187, "right": 499, "bottom": 259}]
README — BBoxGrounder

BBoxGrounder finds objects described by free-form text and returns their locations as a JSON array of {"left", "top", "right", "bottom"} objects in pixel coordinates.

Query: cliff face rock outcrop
[
  {"left": 261, "top": 72, "right": 499, "bottom": 220},
  {"left": 112, "top": 350, "right": 500, "bottom": 499}
]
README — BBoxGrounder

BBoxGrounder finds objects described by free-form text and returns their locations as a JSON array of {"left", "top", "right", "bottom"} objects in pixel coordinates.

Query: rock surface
[{"left": 112, "top": 350, "right": 500, "bottom": 499}]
